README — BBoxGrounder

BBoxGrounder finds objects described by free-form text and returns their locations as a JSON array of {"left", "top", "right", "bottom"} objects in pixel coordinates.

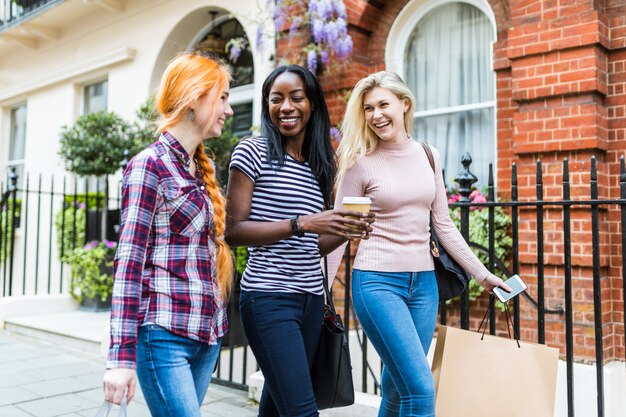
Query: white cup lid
[{"left": 342, "top": 197, "right": 372, "bottom": 205}]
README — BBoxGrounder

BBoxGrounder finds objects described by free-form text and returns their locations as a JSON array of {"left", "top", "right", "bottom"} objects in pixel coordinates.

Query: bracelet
[{"left": 290, "top": 215, "right": 304, "bottom": 237}]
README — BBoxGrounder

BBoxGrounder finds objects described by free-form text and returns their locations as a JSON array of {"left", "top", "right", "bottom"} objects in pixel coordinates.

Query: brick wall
[
  {"left": 272, "top": 0, "right": 626, "bottom": 363},
  {"left": 494, "top": 0, "right": 624, "bottom": 362}
]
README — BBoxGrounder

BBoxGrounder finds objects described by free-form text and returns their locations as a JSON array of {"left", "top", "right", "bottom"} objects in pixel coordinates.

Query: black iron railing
[
  {"left": 2, "top": 153, "right": 625, "bottom": 417},
  {"left": 0, "top": 0, "right": 61, "bottom": 29},
  {"left": 0, "top": 168, "right": 120, "bottom": 297}
]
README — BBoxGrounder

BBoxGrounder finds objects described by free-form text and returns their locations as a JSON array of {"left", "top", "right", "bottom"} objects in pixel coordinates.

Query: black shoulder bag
[
  {"left": 420, "top": 142, "right": 472, "bottom": 302},
  {"left": 310, "top": 258, "right": 355, "bottom": 409}
]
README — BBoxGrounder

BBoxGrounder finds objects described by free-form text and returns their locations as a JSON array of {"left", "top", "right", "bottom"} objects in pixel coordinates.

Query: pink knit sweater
[{"left": 328, "top": 138, "right": 489, "bottom": 283}]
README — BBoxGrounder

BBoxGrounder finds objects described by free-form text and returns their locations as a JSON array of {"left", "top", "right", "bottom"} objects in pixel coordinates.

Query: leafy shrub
[
  {"left": 204, "top": 118, "right": 241, "bottom": 188},
  {"left": 63, "top": 240, "right": 116, "bottom": 302},
  {"left": 447, "top": 188, "right": 513, "bottom": 306},
  {"left": 55, "top": 193, "right": 105, "bottom": 260},
  {"left": 0, "top": 199, "right": 21, "bottom": 262},
  {"left": 58, "top": 111, "right": 130, "bottom": 177}
]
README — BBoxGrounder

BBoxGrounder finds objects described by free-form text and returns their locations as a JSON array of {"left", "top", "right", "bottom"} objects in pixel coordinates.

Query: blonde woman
[
  {"left": 332, "top": 71, "right": 510, "bottom": 417},
  {"left": 102, "top": 52, "right": 234, "bottom": 417}
]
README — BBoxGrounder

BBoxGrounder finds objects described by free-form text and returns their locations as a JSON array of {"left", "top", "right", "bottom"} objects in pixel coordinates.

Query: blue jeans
[
  {"left": 240, "top": 290, "right": 324, "bottom": 417},
  {"left": 352, "top": 269, "right": 439, "bottom": 417},
  {"left": 136, "top": 324, "right": 221, "bottom": 417}
]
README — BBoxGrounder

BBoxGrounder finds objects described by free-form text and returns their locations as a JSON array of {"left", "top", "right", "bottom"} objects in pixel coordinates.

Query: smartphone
[{"left": 493, "top": 274, "right": 527, "bottom": 303}]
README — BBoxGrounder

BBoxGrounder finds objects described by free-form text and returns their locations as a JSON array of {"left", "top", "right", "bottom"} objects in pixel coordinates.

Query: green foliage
[
  {"left": 204, "top": 118, "right": 242, "bottom": 188},
  {"left": 62, "top": 192, "right": 106, "bottom": 209},
  {"left": 235, "top": 247, "right": 248, "bottom": 275},
  {"left": 55, "top": 193, "right": 105, "bottom": 259},
  {"left": 127, "top": 96, "right": 159, "bottom": 158},
  {"left": 63, "top": 240, "right": 116, "bottom": 303},
  {"left": 447, "top": 188, "right": 513, "bottom": 309},
  {"left": 59, "top": 111, "right": 131, "bottom": 176},
  {"left": 55, "top": 205, "right": 86, "bottom": 259},
  {"left": 0, "top": 199, "right": 22, "bottom": 262}
]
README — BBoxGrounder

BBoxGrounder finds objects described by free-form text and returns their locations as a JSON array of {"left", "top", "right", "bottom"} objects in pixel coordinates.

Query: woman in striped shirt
[
  {"left": 225, "top": 65, "right": 373, "bottom": 417},
  {"left": 102, "top": 52, "right": 234, "bottom": 417}
]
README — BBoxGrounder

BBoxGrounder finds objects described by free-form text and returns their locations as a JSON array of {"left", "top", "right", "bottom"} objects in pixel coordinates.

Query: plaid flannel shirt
[{"left": 107, "top": 132, "right": 227, "bottom": 369}]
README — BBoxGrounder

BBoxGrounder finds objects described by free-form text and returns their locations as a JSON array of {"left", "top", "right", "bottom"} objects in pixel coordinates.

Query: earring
[{"left": 187, "top": 109, "right": 196, "bottom": 121}]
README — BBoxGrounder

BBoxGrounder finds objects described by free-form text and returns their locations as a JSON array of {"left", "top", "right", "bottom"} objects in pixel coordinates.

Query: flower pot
[
  {"left": 79, "top": 294, "right": 111, "bottom": 312},
  {"left": 79, "top": 259, "right": 114, "bottom": 311}
]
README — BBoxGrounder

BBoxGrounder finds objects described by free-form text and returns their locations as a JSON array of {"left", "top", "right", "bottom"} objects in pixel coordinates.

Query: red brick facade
[{"left": 275, "top": 0, "right": 626, "bottom": 363}]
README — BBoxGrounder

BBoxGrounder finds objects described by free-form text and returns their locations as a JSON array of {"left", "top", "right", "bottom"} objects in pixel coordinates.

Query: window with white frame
[
  {"left": 84, "top": 79, "right": 108, "bottom": 114},
  {"left": 7, "top": 104, "right": 27, "bottom": 189},
  {"left": 82, "top": 79, "right": 108, "bottom": 192},
  {"left": 404, "top": 1, "right": 495, "bottom": 184}
]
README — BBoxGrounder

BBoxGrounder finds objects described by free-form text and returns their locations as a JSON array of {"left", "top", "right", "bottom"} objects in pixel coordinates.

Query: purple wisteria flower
[
  {"left": 333, "top": 0, "right": 346, "bottom": 17},
  {"left": 256, "top": 26, "right": 265, "bottom": 52},
  {"left": 312, "top": 18, "right": 324, "bottom": 43},
  {"left": 320, "top": 49, "right": 329, "bottom": 64},
  {"left": 335, "top": 17, "right": 347, "bottom": 36},
  {"left": 330, "top": 126, "right": 342, "bottom": 144},
  {"left": 324, "top": 20, "right": 339, "bottom": 45},
  {"left": 275, "top": 0, "right": 353, "bottom": 73},
  {"left": 229, "top": 43, "right": 242, "bottom": 62},
  {"left": 336, "top": 36, "right": 353, "bottom": 59},
  {"left": 307, "top": 49, "right": 318, "bottom": 73},
  {"left": 318, "top": 0, "right": 334, "bottom": 20},
  {"left": 289, "top": 17, "right": 303, "bottom": 37},
  {"left": 226, "top": 37, "right": 247, "bottom": 63},
  {"left": 274, "top": 11, "right": 285, "bottom": 32}
]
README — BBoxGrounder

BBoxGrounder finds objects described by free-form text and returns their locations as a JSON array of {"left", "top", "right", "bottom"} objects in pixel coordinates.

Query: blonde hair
[
  {"left": 336, "top": 71, "right": 415, "bottom": 186},
  {"left": 155, "top": 52, "right": 234, "bottom": 300}
]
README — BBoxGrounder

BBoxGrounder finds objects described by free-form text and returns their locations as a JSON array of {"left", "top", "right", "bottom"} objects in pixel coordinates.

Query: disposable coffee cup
[
  {"left": 342, "top": 197, "right": 372, "bottom": 237},
  {"left": 342, "top": 197, "right": 372, "bottom": 213}
]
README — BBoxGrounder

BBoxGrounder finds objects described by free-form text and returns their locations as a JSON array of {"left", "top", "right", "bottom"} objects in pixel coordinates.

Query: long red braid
[
  {"left": 195, "top": 144, "right": 233, "bottom": 300},
  {"left": 155, "top": 52, "right": 234, "bottom": 301}
]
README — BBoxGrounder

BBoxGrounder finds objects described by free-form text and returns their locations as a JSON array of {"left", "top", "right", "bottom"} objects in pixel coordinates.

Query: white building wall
[{"left": 0, "top": 0, "right": 272, "bottom": 297}]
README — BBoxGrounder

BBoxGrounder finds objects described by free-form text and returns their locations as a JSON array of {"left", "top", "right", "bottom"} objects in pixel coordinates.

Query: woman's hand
[
  {"left": 479, "top": 274, "right": 512, "bottom": 294},
  {"left": 300, "top": 209, "right": 375, "bottom": 239},
  {"left": 103, "top": 368, "right": 137, "bottom": 405}
]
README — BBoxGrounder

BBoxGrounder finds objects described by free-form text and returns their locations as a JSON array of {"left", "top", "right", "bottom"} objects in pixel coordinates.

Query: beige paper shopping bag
[{"left": 431, "top": 325, "right": 559, "bottom": 417}]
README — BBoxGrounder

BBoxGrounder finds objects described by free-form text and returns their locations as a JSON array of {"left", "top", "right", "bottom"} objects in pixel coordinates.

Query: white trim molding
[
  {"left": 0, "top": 47, "right": 135, "bottom": 103},
  {"left": 386, "top": 0, "right": 496, "bottom": 75}
]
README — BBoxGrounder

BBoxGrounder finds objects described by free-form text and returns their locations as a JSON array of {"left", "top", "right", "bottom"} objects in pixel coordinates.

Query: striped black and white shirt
[{"left": 229, "top": 137, "right": 325, "bottom": 295}]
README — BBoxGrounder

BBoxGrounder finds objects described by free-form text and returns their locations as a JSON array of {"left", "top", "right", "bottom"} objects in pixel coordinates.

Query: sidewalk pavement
[{"left": 0, "top": 328, "right": 378, "bottom": 417}]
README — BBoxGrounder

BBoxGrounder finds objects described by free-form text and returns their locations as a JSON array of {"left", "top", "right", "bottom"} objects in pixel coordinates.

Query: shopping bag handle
[
  {"left": 477, "top": 295, "right": 521, "bottom": 348},
  {"left": 94, "top": 397, "right": 128, "bottom": 417}
]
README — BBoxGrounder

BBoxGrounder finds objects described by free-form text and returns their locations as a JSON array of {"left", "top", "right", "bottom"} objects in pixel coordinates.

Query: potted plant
[
  {"left": 58, "top": 111, "right": 131, "bottom": 177},
  {"left": 63, "top": 240, "right": 117, "bottom": 311},
  {"left": 58, "top": 111, "right": 132, "bottom": 244}
]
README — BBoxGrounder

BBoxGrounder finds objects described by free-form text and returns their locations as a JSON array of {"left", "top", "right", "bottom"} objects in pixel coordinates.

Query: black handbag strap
[{"left": 321, "top": 257, "right": 337, "bottom": 315}]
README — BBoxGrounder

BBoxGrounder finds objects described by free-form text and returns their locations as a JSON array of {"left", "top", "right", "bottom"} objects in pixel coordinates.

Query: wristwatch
[{"left": 290, "top": 216, "right": 304, "bottom": 237}]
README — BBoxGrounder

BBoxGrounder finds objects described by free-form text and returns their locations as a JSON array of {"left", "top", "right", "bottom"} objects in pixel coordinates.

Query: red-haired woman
[{"left": 102, "top": 52, "right": 234, "bottom": 417}]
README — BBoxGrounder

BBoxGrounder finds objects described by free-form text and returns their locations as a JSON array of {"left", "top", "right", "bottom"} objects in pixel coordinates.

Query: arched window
[
  {"left": 404, "top": 1, "right": 495, "bottom": 184},
  {"left": 193, "top": 14, "right": 254, "bottom": 138}
]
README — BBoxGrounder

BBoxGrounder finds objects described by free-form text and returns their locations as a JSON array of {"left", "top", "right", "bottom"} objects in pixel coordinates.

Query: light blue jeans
[
  {"left": 136, "top": 324, "right": 221, "bottom": 417},
  {"left": 352, "top": 269, "right": 439, "bottom": 417}
]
